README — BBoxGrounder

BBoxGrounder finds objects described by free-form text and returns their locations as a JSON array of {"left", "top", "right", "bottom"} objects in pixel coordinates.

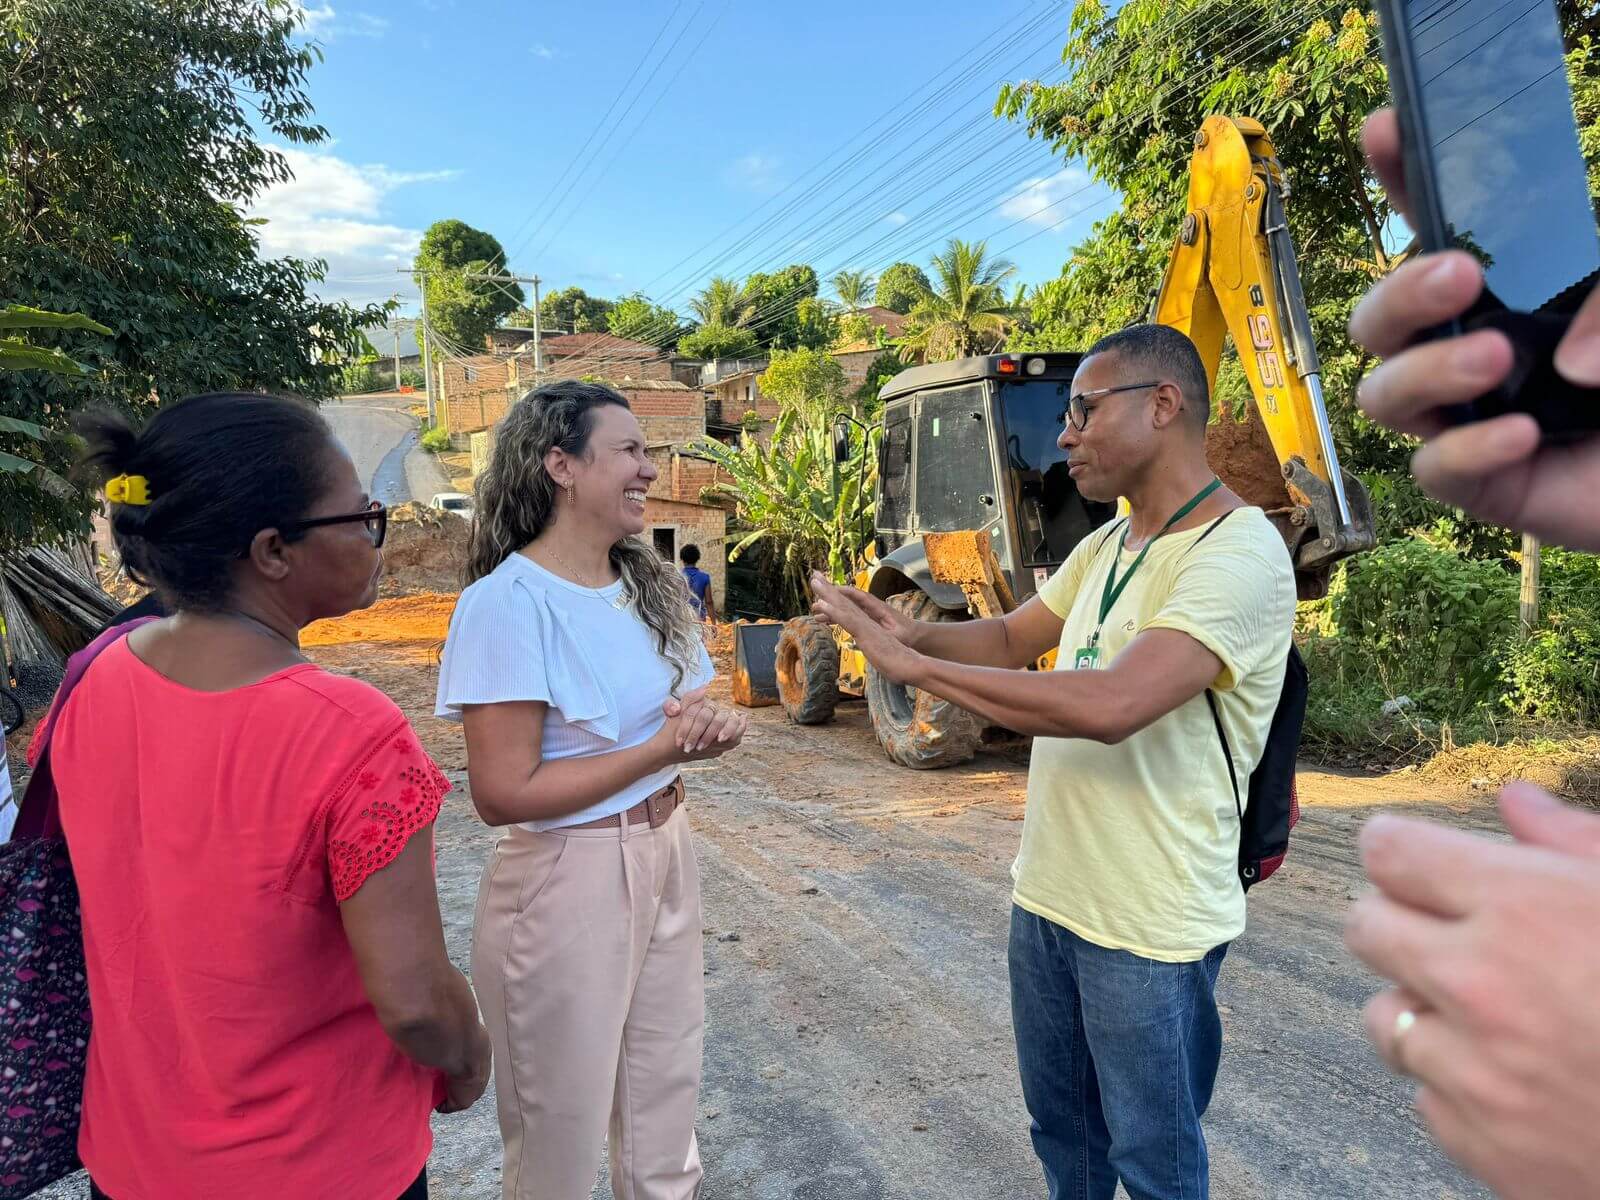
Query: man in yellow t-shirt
[{"left": 812, "top": 325, "right": 1296, "bottom": 1200}]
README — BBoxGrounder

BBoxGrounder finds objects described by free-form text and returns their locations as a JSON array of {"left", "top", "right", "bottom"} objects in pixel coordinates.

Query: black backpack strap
[
  {"left": 1181, "top": 509, "right": 1234, "bottom": 559},
  {"left": 1205, "top": 689, "right": 1244, "bottom": 824},
  {"left": 1094, "top": 517, "right": 1129, "bottom": 555}
]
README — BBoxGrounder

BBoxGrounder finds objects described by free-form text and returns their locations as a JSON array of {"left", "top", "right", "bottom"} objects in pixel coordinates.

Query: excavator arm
[{"left": 1152, "top": 115, "right": 1376, "bottom": 599}]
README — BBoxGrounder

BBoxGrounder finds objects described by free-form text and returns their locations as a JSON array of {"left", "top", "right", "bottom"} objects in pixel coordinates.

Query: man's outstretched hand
[{"left": 808, "top": 572, "right": 922, "bottom": 686}]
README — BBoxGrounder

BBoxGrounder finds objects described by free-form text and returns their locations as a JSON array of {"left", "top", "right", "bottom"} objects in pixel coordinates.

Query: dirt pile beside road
[
  {"left": 302, "top": 593, "right": 455, "bottom": 648},
  {"left": 1420, "top": 734, "right": 1600, "bottom": 805},
  {"left": 382, "top": 502, "right": 468, "bottom": 597}
]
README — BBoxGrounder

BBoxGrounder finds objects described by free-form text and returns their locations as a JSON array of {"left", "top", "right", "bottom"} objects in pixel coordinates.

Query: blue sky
[{"left": 257, "top": 0, "right": 1115, "bottom": 321}]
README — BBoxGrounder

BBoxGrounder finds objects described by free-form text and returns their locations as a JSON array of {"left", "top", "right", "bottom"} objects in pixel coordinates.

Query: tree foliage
[
  {"left": 689, "top": 277, "right": 753, "bottom": 328},
  {"left": 832, "top": 269, "right": 873, "bottom": 311},
  {"left": 677, "top": 323, "right": 758, "bottom": 361},
  {"left": 607, "top": 293, "right": 682, "bottom": 347},
  {"left": 874, "top": 262, "right": 931, "bottom": 314},
  {"left": 898, "top": 239, "right": 1016, "bottom": 362},
  {"left": 414, "top": 219, "right": 521, "bottom": 351},
  {"left": 693, "top": 406, "right": 878, "bottom": 613},
  {"left": 758, "top": 348, "right": 848, "bottom": 421},
  {"left": 0, "top": 0, "right": 387, "bottom": 547},
  {"left": 535, "top": 286, "right": 614, "bottom": 334},
  {"left": 742, "top": 264, "right": 821, "bottom": 350}
]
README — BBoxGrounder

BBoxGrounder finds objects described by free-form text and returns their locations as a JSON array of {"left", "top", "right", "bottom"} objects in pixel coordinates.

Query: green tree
[
  {"left": 607, "top": 293, "right": 682, "bottom": 347},
  {"left": 512, "top": 286, "right": 615, "bottom": 335},
  {"left": 0, "top": 0, "right": 386, "bottom": 547},
  {"left": 874, "top": 262, "right": 931, "bottom": 314},
  {"left": 831, "top": 269, "right": 873, "bottom": 312},
  {"left": 414, "top": 219, "right": 522, "bottom": 351},
  {"left": 742, "top": 264, "right": 820, "bottom": 350},
  {"left": 677, "top": 323, "right": 759, "bottom": 361},
  {"left": 793, "top": 296, "right": 838, "bottom": 351},
  {"left": 689, "top": 277, "right": 753, "bottom": 328},
  {"left": 899, "top": 239, "right": 1017, "bottom": 362},
  {"left": 758, "top": 348, "right": 848, "bottom": 420}
]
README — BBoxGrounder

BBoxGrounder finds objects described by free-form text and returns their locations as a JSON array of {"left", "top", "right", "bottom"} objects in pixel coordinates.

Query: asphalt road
[{"left": 323, "top": 396, "right": 449, "bottom": 506}]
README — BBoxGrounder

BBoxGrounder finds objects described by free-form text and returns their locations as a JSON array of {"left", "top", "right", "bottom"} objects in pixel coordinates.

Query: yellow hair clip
[{"left": 105, "top": 474, "right": 151, "bottom": 506}]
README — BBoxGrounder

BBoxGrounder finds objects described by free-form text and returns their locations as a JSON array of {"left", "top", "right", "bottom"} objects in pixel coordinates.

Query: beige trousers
[{"left": 472, "top": 804, "right": 705, "bottom": 1200}]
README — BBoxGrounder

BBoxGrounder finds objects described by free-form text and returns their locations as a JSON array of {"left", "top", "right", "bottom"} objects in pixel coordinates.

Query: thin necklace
[
  {"left": 217, "top": 608, "right": 305, "bottom": 655},
  {"left": 541, "top": 543, "right": 629, "bottom": 611}
]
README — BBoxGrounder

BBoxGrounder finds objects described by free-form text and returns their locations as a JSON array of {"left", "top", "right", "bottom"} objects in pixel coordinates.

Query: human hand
[
  {"left": 807, "top": 572, "right": 919, "bottom": 645},
  {"left": 651, "top": 699, "right": 748, "bottom": 764},
  {"left": 437, "top": 1031, "right": 491, "bottom": 1114},
  {"left": 808, "top": 572, "right": 922, "bottom": 686},
  {"left": 1348, "top": 108, "right": 1600, "bottom": 551},
  {"left": 1343, "top": 783, "right": 1600, "bottom": 1199}
]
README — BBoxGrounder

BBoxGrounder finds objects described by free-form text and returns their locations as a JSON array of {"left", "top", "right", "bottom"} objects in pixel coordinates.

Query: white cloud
[
  {"left": 296, "top": 3, "right": 336, "bottom": 33},
  {"left": 531, "top": 43, "right": 558, "bottom": 59},
  {"left": 723, "top": 153, "right": 783, "bottom": 193},
  {"left": 884, "top": 211, "right": 909, "bottom": 226},
  {"left": 999, "top": 167, "right": 1093, "bottom": 228},
  {"left": 247, "top": 147, "right": 457, "bottom": 307},
  {"left": 292, "top": 5, "right": 389, "bottom": 40}
]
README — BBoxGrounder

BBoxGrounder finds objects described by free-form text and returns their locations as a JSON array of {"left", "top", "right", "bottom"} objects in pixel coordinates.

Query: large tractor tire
[
  {"left": 776, "top": 616, "right": 840, "bottom": 726},
  {"left": 866, "top": 591, "right": 983, "bottom": 770}
]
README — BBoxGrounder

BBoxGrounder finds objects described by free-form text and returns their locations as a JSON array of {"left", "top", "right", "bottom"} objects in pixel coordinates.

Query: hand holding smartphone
[{"left": 1372, "top": 0, "right": 1600, "bottom": 434}]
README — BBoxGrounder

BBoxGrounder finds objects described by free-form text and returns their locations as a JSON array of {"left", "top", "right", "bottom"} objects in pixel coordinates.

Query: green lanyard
[{"left": 1089, "top": 478, "right": 1221, "bottom": 648}]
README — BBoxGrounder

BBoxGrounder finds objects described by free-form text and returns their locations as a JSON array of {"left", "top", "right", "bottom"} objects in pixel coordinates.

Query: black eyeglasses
[
  {"left": 1060, "top": 381, "right": 1162, "bottom": 431},
  {"left": 285, "top": 500, "right": 387, "bottom": 549}
]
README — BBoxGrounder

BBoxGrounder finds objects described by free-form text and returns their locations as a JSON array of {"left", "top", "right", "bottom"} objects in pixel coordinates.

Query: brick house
[{"left": 434, "top": 355, "right": 519, "bottom": 435}]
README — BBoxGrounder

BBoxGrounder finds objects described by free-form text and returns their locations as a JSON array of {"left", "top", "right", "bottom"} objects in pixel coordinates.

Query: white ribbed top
[{"left": 435, "top": 553, "right": 713, "bottom": 831}]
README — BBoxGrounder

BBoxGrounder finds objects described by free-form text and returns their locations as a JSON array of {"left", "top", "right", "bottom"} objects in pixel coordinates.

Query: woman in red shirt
[{"left": 49, "top": 393, "right": 490, "bottom": 1199}]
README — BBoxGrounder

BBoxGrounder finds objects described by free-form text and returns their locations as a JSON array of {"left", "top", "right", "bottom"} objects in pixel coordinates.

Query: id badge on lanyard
[{"left": 1073, "top": 478, "right": 1221, "bottom": 672}]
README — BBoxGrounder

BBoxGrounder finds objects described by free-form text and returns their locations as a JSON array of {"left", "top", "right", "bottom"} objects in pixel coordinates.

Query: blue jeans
[{"left": 1008, "top": 905, "right": 1228, "bottom": 1200}]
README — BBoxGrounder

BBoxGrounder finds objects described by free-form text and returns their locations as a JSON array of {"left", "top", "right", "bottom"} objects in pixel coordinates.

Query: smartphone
[{"left": 1374, "top": 0, "right": 1600, "bottom": 433}]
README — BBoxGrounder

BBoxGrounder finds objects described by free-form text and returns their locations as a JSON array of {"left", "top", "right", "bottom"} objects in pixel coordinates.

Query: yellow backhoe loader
[{"left": 754, "top": 115, "right": 1376, "bottom": 768}]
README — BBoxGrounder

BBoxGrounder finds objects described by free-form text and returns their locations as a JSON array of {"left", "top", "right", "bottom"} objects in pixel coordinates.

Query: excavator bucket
[
  {"left": 923, "top": 530, "right": 1017, "bottom": 619},
  {"left": 731, "top": 620, "right": 784, "bottom": 708}
]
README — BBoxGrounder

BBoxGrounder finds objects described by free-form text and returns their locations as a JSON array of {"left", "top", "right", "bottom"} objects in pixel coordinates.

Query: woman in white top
[{"left": 436, "top": 381, "right": 747, "bottom": 1200}]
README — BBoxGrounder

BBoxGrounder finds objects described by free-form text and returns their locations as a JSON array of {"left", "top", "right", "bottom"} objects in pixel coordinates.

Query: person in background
[
  {"left": 811, "top": 325, "right": 1296, "bottom": 1200},
  {"left": 1343, "top": 107, "right": 1600, "bottom": 1200},
  {"left": 679, "top": 543, "right": 716, "bottom": 623},
  {"left": 53, "top": 393, "right": 489, "bottom": 1200},
  {"left": 436, "top": 381, "right": 747, "bottom": 1200}
]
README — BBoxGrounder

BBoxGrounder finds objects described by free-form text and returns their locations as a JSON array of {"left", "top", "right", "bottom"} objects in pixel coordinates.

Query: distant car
[{"left": 429, "top": 492, "right": 474, "bottom": 519}]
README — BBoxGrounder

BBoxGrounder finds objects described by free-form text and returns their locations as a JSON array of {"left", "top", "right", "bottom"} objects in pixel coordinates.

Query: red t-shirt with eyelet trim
[{"left": 49, "top": 638, "right": 449, "bottom": 1200}]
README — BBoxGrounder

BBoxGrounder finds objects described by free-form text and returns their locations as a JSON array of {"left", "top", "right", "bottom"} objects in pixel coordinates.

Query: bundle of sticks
[{"left": 0, "top": 542, "right": 118, "bottom": 670}]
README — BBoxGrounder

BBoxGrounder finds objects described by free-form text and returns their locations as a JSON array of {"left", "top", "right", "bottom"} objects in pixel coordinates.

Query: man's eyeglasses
[
  {"left": 1060, "top": 382, "right": 1162, "bottom": 431},
  {"left": 286, "top": 500, "right": 388, "bottom": 549}
]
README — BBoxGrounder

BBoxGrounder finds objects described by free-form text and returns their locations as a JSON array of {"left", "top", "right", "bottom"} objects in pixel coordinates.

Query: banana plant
[
  {"left": 692, "top": 405, "right": 879, "bottom": 616},
  {"left": 0, "top": 304, "right": 112, "bottom": 486}
]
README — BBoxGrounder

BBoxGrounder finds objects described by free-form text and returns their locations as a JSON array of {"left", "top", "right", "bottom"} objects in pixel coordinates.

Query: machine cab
[{"left": 874, "top": 352, "right": 1116, "bottom": 603}]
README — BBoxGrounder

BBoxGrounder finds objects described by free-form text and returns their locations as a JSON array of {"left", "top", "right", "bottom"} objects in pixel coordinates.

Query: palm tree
[
  {"left": 897, "top": 239, "right": 1018, "bottom": 363},
  {"left": 831, "top": 269, "right": 873, "bottom": 313},
  {"left": 689, "top": 276, "right": 753, "bottom": 328}
]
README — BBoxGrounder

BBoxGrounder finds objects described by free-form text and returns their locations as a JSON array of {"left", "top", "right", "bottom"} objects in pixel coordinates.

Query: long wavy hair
[{"left": 468, "top": 380, "right": 701, "bottom": 691}]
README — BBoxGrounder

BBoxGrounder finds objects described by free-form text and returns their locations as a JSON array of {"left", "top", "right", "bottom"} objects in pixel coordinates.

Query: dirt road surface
[{"left": 305, "top": 630, "right": 1494, "bottom": 1200}]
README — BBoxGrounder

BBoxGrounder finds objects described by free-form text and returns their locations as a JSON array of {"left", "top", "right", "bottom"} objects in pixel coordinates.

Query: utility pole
[
  {"left": 532, "top": 274, "right": 543, "bottom": 375},
  {"left": 1520, "top": 532, "right": 1541, "bottom": 637},
  {"left": 393, "top": 324, "right": 401, "bottom": 393},
  {"left": 418, "top": 274, "right": 434, "bottom": 425}
]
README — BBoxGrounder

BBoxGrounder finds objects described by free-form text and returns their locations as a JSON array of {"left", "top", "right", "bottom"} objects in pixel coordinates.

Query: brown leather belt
[{"left": 566, "top": 777, "right": 684, "bottom": 830}]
